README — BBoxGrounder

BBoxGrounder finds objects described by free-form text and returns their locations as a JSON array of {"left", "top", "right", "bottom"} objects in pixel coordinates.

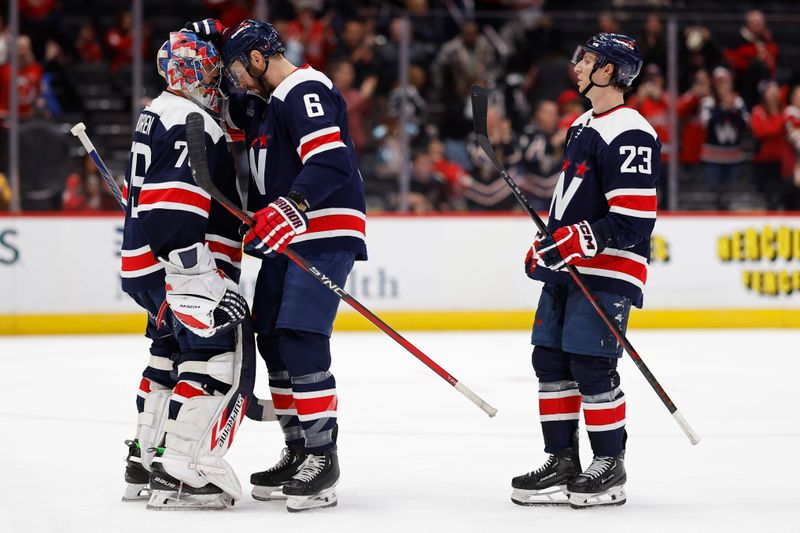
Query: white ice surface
[{"left": 0, "top": 330, "right": 796, "bottom": 532}]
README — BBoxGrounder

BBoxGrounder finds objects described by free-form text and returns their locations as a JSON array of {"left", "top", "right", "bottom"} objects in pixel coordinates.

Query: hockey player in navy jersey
[
  {"left": 511, "top": 33, "right": 660, "bottom": 509},
  {"left": 119, "top": 31, "right": 254, "bottom": 510},
  {"left": 185, "top": 18, "right": 366, "bottom": 511}
]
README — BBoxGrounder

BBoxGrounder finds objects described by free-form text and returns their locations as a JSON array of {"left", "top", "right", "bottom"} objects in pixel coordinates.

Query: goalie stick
[
  {"left": 70, "top": 122, "right": 276, "bottom": 423},
  {"left": 470, "top": 85, "right": 699, "bottom": 443},
  {"left": 71, "top": 122, "right": 125, "bottom": 209},
  {"left": 185, "top": 111, "right": 498, "bottom": 418}
]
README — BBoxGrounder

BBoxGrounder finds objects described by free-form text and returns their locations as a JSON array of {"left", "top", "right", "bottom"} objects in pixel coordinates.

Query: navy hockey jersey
[
  {"left": 226, "top": 65, "right": 367, "bottom": 260},
  {"left": 531, "top": 106, "right": 661, "bottom": 307},
  {"left": 120, "top": 91, "right": 244, "bottom": 293}
]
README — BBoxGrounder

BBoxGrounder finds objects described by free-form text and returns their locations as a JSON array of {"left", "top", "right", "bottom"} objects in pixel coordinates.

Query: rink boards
[{"left": 1, "top": 212, "right": 799, "bottom": 333}]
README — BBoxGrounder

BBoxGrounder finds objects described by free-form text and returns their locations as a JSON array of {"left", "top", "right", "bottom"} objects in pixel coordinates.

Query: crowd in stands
[{"left": 2, "top": 0, "right": 800, "bottom": 212}]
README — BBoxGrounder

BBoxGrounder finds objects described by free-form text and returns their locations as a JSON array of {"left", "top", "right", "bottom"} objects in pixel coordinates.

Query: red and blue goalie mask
[{"left": 157, "top": 31, "right": 222, "bottom": 113}]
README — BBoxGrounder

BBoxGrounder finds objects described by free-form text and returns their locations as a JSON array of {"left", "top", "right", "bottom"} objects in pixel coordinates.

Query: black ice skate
[
  {"left": 282, "top": 447, "right": 339, "bottom": 512},
  {"left": 250, "top": 443, "right": 306, "bottom": 501},
  {"left": 122, "top": 439, "right": 150, "bottom": 502},
  {"left": 511, "top": 448, "right": 582, "bottom": 505},
  {"left": 146, "top": 461, "right": 233, "bottom": 511},
  {"left": 567, "top": 453, "right": 626, "bottom": 509}
]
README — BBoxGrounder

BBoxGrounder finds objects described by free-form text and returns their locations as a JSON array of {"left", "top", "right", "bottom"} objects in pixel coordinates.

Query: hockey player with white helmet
[
  {"left": 513, "top": 33, "right": 660, "bottom": 509},
  {"left": 119, "top": 30, "right": 255, "bottom": 510}
]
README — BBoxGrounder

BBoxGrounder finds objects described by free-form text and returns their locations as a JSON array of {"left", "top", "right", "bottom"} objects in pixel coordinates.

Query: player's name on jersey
[{"left": 136, "top": 113, "right": 155, "bottom": 136}]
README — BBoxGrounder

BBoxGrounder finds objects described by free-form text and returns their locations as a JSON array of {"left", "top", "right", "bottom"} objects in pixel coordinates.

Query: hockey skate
[
  {"left": 122, "top": 439, "right": 151, "bottom": 502},
  {"left": 146, "top": 461, "right": 234, "bottom": 511},
  {"left": 567, "top": 453, "right": 626, "bottom": 509},
  {"left": 511, "top": 448, "right": 582, "bottom": 506},
  {"left": 251, "top": 443, "right": 306, "bottom": 501},
  {"left": 282, "top": 447, "right": 339, "bottom": 512}
]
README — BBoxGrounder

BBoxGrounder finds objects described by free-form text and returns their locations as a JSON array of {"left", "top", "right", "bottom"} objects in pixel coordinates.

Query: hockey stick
[
  {"left": 70, "top": 123, "right": 125, "bottom": 209},
  {"left": 70, "top": 122, "right": 277, "bottom": 423},
  {"left": 185, "top": 111, "right": 498, "bottom": 418},
  {"left": 470, "top": 85, "right": 699, "bottom": 443}
]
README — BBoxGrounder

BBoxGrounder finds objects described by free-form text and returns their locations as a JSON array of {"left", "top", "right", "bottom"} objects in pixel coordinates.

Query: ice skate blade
[
  {"left": 286, "top": 487, "right": 338, "bottom": 513},
  {"left": 146, "top": 489, "right": 234, "bottom": 511},
  {"left": 568, "top": 484, "right": 626, "bottom": 509},
  {"left": 511, "top": 485, "right": 570, "bottom": 506},
  {"left": 252, "top": 485, "right": 288, "bottom": 501},
  {"left": 121, "top": 483, "right": 150, "bottom": 502}
]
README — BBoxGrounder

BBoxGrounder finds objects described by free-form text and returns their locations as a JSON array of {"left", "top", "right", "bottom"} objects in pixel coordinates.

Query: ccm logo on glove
[{"left": 536, "top": 220, "right": 602, "bottom": 270}]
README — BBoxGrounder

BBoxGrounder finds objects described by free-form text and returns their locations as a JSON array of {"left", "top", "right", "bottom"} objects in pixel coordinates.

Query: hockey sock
[
  {"left": 538, "top": 380, "right": 581, "bottom": 453},
  {"left": 582, "top": 389, "right": 626, "bottom": 457}
]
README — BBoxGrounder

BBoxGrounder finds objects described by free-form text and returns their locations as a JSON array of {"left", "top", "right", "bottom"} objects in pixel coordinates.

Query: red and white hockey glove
[
  {"left": 162, "top": 243, "right": 247, "bottom": 338},
  {"left": 244, "top": 196, "right": 309, "bottom": 256},
  {"left": 536, "top": 220, "right": 600, "bottom": 270},
  {"left": 524, "top": 232, "right": 545, "bottom": 277}
]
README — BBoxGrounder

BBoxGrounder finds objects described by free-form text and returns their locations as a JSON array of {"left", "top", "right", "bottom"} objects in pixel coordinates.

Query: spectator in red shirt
[
  {"left": 677, "top": 69, "right": 712, "bottom": 183},
  {"left": 284, "top": 0, "right": 336, "bottom": 72},
  {"left": 751, "top": 80, "right": 788, "bottom": 209},
  {"left": 0, "top": 35, "right": 44, "bottom": 120},
  {"left": 75, "top": 23, "right": 103, "bottom": 63},
  {"left": 784, "top": 85, "right": 800, "bottom": 209},
  {"left": 723, "top": 9, "right": 779, "bottom": 108},
  {"left": 105, "top": 10, "right": 148, "bottom": 74}
]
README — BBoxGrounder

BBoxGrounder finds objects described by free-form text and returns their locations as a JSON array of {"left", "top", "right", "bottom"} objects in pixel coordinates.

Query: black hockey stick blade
[{"left": 186, "top": 112, "right": 255, "bottom": 227}]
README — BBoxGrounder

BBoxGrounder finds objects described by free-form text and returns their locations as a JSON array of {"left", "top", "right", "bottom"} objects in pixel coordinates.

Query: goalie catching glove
[
  {"left": 244, "top": 196, "right": 309, "bottom": 256},
  {"left": 536, "top": 220, "right": 602, "bottom": 270},
  {"left": 162, "top": 242, "right": 247, "bottom": 337}
]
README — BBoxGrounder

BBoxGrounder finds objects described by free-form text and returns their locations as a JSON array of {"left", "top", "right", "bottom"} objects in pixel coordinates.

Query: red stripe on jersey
[
  {"left": 121, "top": 250, "right": 159, "bottom": 272},
  {"left": 295, "top": 394, "right": 337, "bottom": 416},
  {"left": 299, "top": 131, "right": 342, "bottom": 161},
  {"left": 122, "top": 182, "right": 129, "bottom": 203},
  {"left": 271, "top": 392, "right": 295, "bottom": 411},
  {"left": 584, "top": 402, "right": 626, "bottom": 427},
  {"left": 174, "top": 381, "right": 205, "bottom": 399},
  {"left": 539, "top": 395, "right": 582, "bottom": 416},
  {"left": 608, "top": 194, "right": 658, "bottom": 212},
  {"left": 572, "top": 254, "right": 648, "bottom": 284},
  {"left": 139, "top": 378, "right": 151, "bottom": 393},
  {"left": 138, "top": 188, "right": 211, "bottom": 214},
  {"left": 207, "top": 240, "right": 243, "bottom": 263},
  {"left": 307, "top": 214, "right": 366, "bottom": 234}
]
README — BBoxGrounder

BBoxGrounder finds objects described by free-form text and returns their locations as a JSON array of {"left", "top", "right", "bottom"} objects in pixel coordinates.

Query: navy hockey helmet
[
  {"left": 572, "top": 33, "right": 643, "bottom": 90},
  {"left": 221, "top": 19, "right": 284, "bottom": 86}
]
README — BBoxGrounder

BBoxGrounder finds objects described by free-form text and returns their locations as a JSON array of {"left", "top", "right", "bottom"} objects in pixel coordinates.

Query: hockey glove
[
  {"left": 536, "top": 220, "right": 601, "bottom": 270},
  {"left": 182, "top": 18, "right": 227, "bottom": 46},
  {"left": 244, "top": 196, "right": 309, "bottom": 256},
  {"left": 524, "top": 232, "right": 545, "bottom": 278},
  {"left": 162, "top": 243, "right": 248, "bottom": 338}
]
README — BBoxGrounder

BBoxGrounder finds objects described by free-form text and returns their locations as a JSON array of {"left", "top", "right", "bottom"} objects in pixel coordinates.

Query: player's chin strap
[{"left": 580, "top": 65, "right": 614, "bottom": 97}]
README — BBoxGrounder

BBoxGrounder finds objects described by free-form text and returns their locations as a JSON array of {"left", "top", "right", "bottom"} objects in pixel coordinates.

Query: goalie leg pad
[{"left": 155, "top": 322, "right": 256, "bottom": 503}]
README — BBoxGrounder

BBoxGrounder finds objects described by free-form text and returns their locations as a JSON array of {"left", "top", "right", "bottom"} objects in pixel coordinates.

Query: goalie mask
[{"left": 157, "top": 31, "right": 222, "bottom": 113}]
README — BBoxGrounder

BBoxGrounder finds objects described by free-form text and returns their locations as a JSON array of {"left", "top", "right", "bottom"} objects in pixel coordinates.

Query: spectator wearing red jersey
[
  {"left": 284, "top": 0, "right": 336, "bottom": 71},
  {"left": 105, "top": 10, "right": 148, "bottom": 74},
  {"left": 723, "top": 9, "right": 779, "bottom": 108},
  {"left": 751, "top": 80, "right": 788, "bottom": 209},
  {"left": 0, "top": 35, "right": 44, "bottom": 120},
  {"left": 677, "top": 69, "right": 712, "bottom": 170},
  {"left": 784, "top": 85, "right": 800, "bottom": 210},
  {"left": 75, "top": 23, "right": 103, "bottom": 63}
]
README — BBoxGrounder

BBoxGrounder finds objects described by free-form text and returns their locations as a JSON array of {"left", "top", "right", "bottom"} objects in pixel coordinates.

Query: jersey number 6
[
  {"left": 619, "top": 145, "right": 652, "bottom": 174},
  {"left": 303, "top": 93, "right": 324, "bottom": 117}
]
